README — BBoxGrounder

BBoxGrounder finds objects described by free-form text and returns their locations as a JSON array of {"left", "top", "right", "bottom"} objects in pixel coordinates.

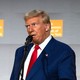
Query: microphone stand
[{"left": 18, "top": 36, "right": 32, "bottom": 80}]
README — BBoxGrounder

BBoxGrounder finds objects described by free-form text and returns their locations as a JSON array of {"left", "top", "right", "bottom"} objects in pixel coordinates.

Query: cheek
[{"left": 37, "top": 28, "right": 46, "bottom": 36}]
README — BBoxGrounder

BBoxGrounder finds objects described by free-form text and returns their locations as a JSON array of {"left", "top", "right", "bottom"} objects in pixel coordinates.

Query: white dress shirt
[{"left": 23, "top": 35, "right": 52, "bottom": 80}]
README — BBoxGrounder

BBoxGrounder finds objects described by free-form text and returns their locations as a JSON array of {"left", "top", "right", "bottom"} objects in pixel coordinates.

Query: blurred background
[{"left": 0, "top": 0, "right": 80, "bottom": 79}]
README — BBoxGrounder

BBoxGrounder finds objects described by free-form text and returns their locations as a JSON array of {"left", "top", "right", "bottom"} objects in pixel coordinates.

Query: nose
[{"left": 27, "top": 25, "right": 33, "bottom": 32}]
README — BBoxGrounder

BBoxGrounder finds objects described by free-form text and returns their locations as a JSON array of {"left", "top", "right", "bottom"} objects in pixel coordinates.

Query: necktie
[{"left": 27, "top": 45, "right": 40, "bottom": 75}]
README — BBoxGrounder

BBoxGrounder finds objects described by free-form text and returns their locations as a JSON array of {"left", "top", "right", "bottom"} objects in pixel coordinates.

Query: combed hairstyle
[{"left": 24, "top": 10, "right": 51, "bottom": 24}]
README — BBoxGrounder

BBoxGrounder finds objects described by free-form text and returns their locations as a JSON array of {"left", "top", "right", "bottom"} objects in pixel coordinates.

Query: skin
[{"left": 25, "top": 16, "right": 51, "bottom": 45}]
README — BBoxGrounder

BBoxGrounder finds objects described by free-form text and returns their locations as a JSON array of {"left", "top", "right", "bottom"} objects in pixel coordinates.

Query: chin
[{"left": 32, "top": 39, "right": 40, "bottom": 44}]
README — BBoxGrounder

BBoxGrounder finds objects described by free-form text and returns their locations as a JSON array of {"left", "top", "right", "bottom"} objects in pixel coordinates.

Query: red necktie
[{"left": 27, "top": 45, "right": 40, "bottom": 75}]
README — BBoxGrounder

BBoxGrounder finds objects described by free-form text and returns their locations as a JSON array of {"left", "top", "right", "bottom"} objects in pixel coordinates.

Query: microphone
[
  {"left": 18, "top": 35, "right": 33, "bottom": 80},
  {"left": 25, "top": 35, "right": 33, "bottom": 46}
]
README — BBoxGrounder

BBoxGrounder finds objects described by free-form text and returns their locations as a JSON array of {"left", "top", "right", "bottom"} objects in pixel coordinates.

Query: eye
[
  {"left": 32, "top": 23, "right": 36, "bottom": 26},
  {"left": 25, "top": 25, "right": 29, "bottom": 28}
]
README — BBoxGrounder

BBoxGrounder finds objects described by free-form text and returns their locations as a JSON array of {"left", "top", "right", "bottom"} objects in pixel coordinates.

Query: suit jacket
[{"left": 10, "top": 37, "right": 77, "bottom": 80}]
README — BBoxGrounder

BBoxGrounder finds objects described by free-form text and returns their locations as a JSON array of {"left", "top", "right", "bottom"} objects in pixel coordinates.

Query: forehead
[{"left": 25, "top": 17, "right": 42, "bottom": 23}]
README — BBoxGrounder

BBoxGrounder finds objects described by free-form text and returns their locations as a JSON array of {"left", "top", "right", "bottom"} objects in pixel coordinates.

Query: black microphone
[
  {"left": 18, "top": 35, "right": 33, "bottom": 80},
  {"left": 25, "top": 35, "right": 33, "bottom": 46}
]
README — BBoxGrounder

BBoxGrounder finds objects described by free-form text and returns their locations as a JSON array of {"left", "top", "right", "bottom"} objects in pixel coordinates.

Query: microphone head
[
  {"left": 25, "top": 35, "right": 33, "bottom": 46},
  {"left": 26, "top": 35, "right": 33, "bottom": 42}
]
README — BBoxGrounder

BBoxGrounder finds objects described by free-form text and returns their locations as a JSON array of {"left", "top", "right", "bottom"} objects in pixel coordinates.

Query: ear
[{"left": 45, "top": 24, "right": 50, "bottom": 32}]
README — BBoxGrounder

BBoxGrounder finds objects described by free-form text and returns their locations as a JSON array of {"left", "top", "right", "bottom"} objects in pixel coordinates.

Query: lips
[
  {"left": 30, "top": 34, "right": 36, "bottom": 38},
  {"left": 32, "top": 35, "right": 36, "bottom": 38},
  {"left": 29, "top": 32, "right": 37, "bottom": 38}
]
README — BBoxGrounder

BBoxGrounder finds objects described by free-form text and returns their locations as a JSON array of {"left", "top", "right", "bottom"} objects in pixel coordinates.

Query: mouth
[
  {"left": 32, "top": 35, "right": 36, "bottom": 38},
  {"left": 30, "top": 34, "right": 36, "bottom": 38}
]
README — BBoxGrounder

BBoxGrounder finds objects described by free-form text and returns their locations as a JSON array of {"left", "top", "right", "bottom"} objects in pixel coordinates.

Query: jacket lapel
[
  {"left": 26, "top": 48, "right": 50, "bottom": 80},
  {"left": 26, "top": 50, "right": 44, "bottom": 80}
]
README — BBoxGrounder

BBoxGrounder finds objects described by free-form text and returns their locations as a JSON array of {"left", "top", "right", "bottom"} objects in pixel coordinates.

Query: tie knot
[{"left": 34, "top": 45, "right": 40, "bottom": 50}]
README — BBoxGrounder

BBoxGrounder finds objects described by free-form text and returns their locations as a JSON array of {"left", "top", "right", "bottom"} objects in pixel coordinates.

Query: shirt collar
[{"left": 39, "top": 35, "right": 52, "bottom": 50}]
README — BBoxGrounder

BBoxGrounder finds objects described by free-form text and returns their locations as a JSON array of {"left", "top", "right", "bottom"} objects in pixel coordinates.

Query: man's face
[{"left": 25, "top": 17, "right": 50, "bottom": 44}]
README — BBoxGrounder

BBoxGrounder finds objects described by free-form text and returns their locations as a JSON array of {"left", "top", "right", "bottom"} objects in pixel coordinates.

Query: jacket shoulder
[{"left": 15, "top": 43, "right": 33, "bottom": 57}]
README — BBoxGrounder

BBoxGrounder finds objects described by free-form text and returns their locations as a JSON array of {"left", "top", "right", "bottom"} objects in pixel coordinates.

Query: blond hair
[{"left": 24, "top": 10, "right": 50, "bottom": 24}]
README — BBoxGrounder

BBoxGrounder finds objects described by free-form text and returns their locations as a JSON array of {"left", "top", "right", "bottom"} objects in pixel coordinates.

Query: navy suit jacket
[{"left": 10, "top": 37, "right": 77, "bottom": 80}]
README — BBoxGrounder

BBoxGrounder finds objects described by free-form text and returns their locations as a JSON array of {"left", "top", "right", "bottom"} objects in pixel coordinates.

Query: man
[{"left": 10, "top": 10, "right": 77, "bottom": 80}]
